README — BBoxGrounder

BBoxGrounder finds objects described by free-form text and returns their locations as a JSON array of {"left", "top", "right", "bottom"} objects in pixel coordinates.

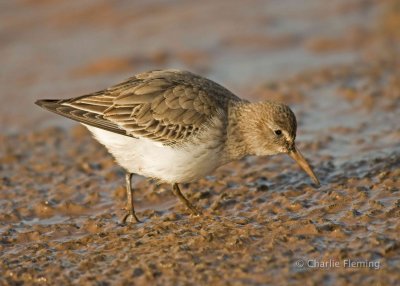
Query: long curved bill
[{"left": 288, "top": 146, "right": 320, "bottom": 186}]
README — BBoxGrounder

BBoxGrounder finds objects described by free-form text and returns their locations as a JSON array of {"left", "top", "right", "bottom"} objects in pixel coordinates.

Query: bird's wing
[
  {"left": 37, "top": 70, "right": 241, "bottom": 145},
  {"left": 35, "top": 95, "right": 128, "bottom": 136}
]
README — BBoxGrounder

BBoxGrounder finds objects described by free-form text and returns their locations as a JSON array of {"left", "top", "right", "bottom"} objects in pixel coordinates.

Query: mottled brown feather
[{"left": 38, "top": 69, "right": 243, "bottom": 145}]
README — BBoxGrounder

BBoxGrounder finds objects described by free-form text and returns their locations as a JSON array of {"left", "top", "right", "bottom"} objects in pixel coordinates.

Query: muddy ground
[{"left": 1, "top": 0, "right": 399, "bottom": 285}]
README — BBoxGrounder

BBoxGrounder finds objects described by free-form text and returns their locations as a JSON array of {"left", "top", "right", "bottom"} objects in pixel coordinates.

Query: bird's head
[{"left": 239, "top": 101, "right": 320, "bottom": 185}]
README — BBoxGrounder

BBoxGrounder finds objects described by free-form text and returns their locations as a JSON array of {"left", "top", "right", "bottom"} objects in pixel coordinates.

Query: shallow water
[{"left": 1, "top": 0, "right": 399, "bottom": 285}]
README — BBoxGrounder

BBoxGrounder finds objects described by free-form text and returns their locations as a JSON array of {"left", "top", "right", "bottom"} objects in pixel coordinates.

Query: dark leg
[
  {"left": 172, "top": 183, "right": 201, "bottom": 215},
  {"left": 122, "top": 173, "right": 141, "bottom": 223}
]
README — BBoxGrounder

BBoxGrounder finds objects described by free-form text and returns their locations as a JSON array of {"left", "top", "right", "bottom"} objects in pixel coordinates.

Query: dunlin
[{"left": 36, "top": 69, "right": 319, "bottom": 223}]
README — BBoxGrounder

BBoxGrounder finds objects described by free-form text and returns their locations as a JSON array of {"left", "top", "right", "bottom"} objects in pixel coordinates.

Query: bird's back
[{"left": 36, "top": 69, "right": 242, "bottom": 146}]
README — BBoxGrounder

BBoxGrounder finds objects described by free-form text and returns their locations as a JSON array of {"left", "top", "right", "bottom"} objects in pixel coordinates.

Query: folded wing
[{"left": 36, "top": 70, "right": 241, "bottom": 145}]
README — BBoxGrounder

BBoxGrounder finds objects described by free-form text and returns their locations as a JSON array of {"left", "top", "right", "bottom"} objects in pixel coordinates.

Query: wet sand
[{"left": 1, "top": 0, "right": 400, "bottom": 285}]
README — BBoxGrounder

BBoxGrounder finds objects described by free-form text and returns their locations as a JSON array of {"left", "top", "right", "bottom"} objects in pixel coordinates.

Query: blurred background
[
  {"left": 0, "top": 0, "right": 386, "bottom": 133},
  {"left": 1, "top": 1, "right": 400, "bottom": 285}
]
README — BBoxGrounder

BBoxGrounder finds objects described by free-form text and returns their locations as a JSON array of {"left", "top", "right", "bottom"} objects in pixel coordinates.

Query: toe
[{"left": 122, "top": 213, "right": 141, "bottom": 224}]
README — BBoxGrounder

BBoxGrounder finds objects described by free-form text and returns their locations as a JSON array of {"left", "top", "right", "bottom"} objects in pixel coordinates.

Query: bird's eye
[{"left": 274, "top": 130, "right": 282, "bottom": 136}]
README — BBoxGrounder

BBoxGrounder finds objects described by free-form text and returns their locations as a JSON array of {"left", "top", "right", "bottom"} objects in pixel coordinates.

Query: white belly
[{"left": 84, "top": 125, "right": 225, "bottom": 183}]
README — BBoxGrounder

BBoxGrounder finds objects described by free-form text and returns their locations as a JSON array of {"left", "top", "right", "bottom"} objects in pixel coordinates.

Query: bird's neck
[{"left": 224, "top": 101, "right": 251, "bottom": 161}]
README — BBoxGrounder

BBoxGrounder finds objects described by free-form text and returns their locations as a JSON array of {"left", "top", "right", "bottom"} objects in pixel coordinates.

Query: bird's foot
[
  {"left": 187, "top": 204, "right": 202, "bottom": 216},
  {"left": 122, "top": 211, "right": 141, "bottom": 224}
]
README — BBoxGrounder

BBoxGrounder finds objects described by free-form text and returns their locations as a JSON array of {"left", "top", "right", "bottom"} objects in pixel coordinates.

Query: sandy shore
[{"left": 1, "top": 0, "right": 399, "bottom": 285}]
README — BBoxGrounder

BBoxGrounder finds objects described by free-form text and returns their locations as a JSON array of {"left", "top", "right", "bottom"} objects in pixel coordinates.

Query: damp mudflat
[{"left": 1, "top": 1, "right": 399, "bottom": 285}]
